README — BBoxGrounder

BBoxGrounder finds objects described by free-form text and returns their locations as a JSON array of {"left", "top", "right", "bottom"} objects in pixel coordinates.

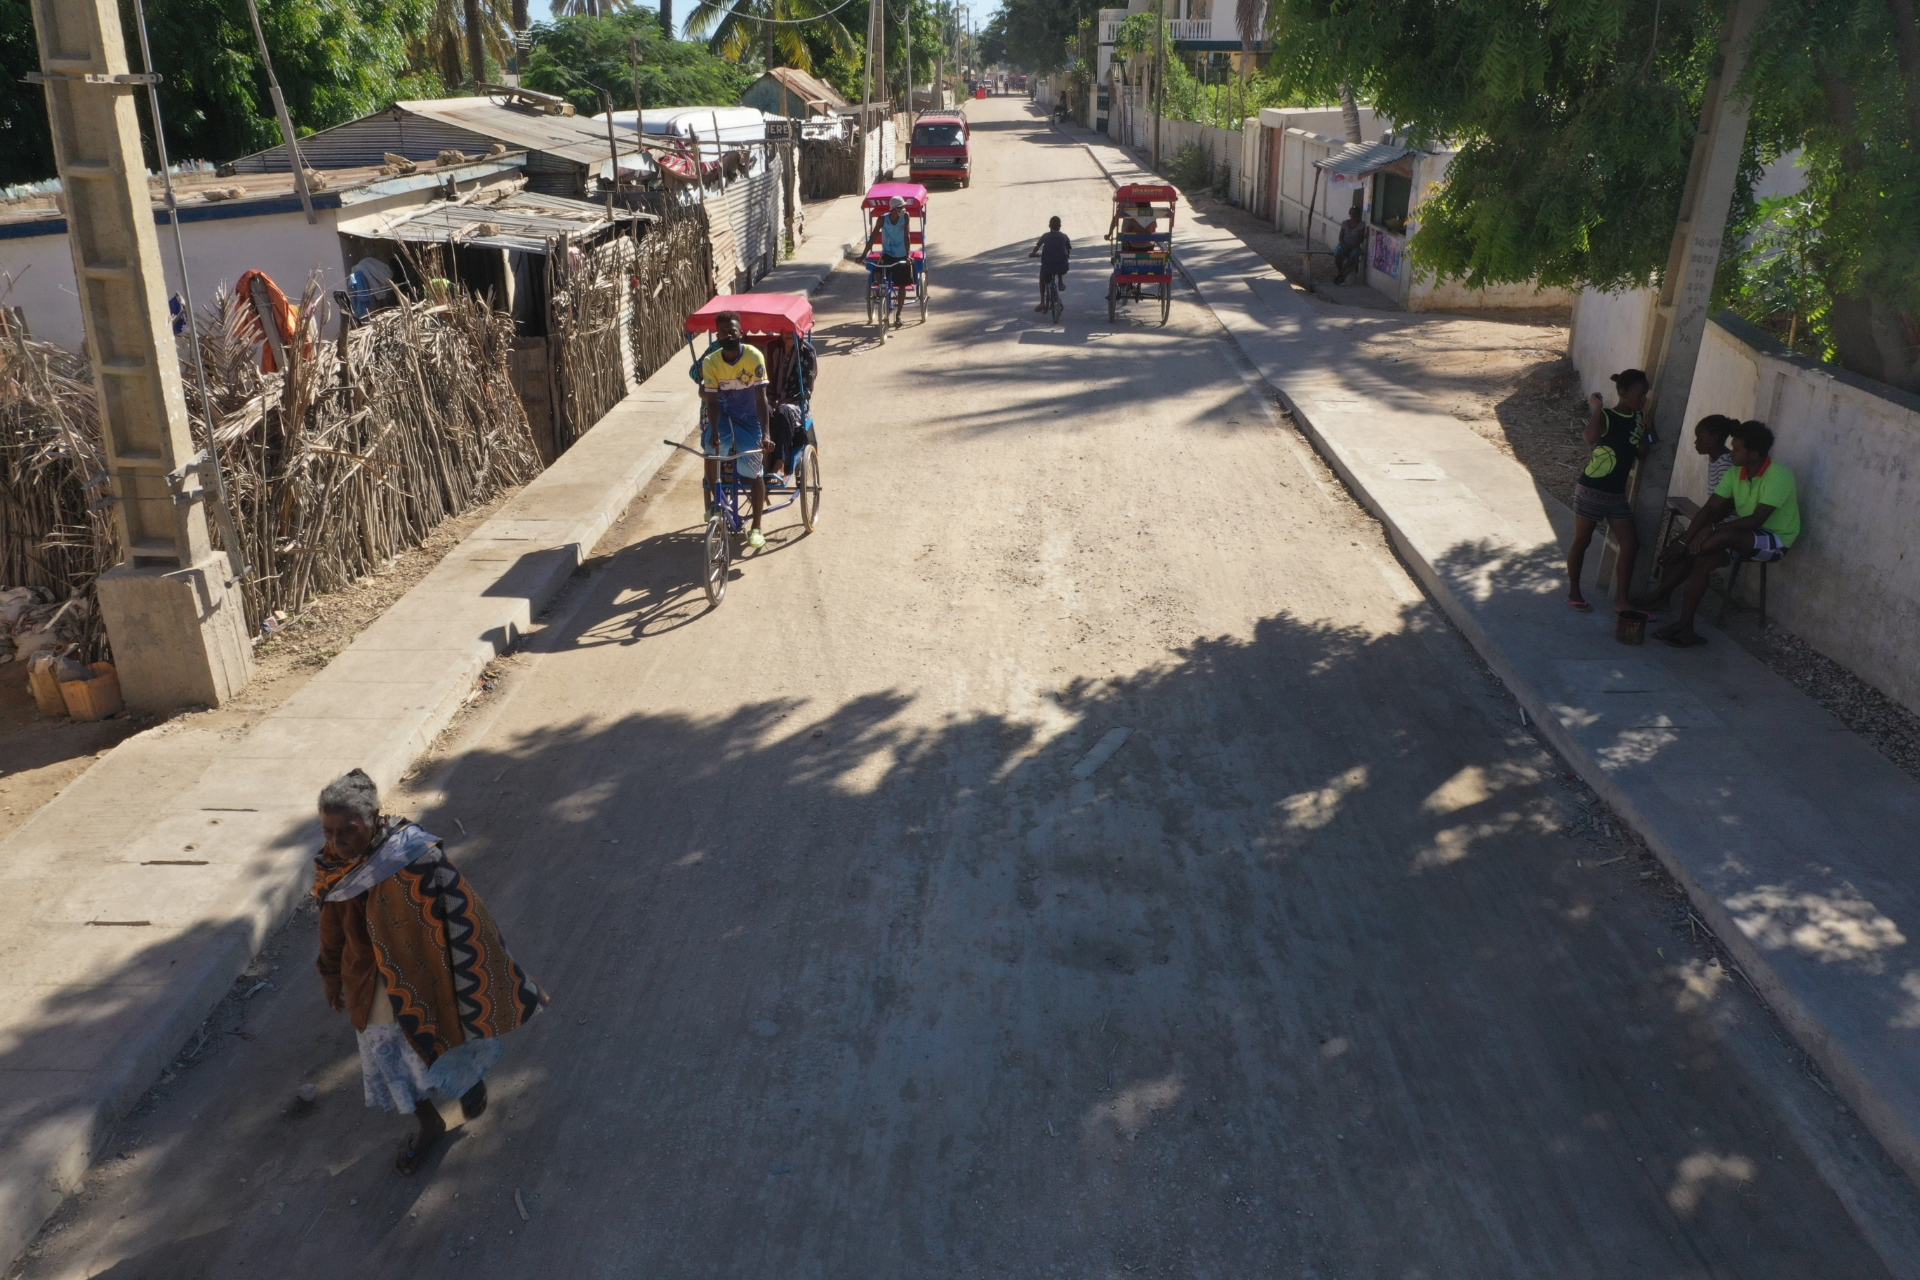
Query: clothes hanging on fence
[{"left": 233, "top": 269, "right": 304, "bottom": 373}]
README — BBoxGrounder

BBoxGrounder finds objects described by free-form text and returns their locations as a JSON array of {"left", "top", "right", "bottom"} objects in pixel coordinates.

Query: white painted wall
[
  {"left": 2, "top": 207, "right": 343, "bottom": 354},
  {"left": 1, "top": 176, "right": 522, "bottom": 355},
  {"left": 1568, "top": 285, "right": 1658, "bottom": 400},
  {"left": 1676, "top": 316, "right": 1920, "bottom": 715}
]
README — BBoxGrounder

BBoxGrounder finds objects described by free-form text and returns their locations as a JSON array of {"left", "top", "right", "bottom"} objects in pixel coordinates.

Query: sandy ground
[
  {"left": 1185, "top": 196, "right": 1588, "bottom": 499},
  {"left": 0, "top": 491, "right": 517, "bottom": 844},
  {"left": 15, "top": 101, "right": 1918, "bottom": 1280}
]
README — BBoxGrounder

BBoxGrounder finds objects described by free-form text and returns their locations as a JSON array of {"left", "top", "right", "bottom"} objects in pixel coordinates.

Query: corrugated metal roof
[
  {"left": 374, "top": 190, "right": 626, "bottom": 253},
  {"left": 1313, "top": 141, "right": 1414, "bottom": 178},
  {"left": 232, "top": 97, "right": 618, "bottom": 175},
  {"left": 396, "top": 98, "right": 616, "bottom": 154}
]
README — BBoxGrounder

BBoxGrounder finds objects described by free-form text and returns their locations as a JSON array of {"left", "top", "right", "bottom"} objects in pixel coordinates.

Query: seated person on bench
[{"left": 1646, "top": 419, "right": 1800, "bottom": 648}]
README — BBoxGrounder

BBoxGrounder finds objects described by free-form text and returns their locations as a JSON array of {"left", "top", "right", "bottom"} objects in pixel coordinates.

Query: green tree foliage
[
  {"left": 686, "top": 0, "right": 854, "bottom": 75},
  {"left": 1265, "top": 0, "right": 1920, "bottom": 386},
  {"left": 1264, "top": 0, "right": 1723, "bottom": 295},
  {"left": 521, "top": 10, "right": 752, "bottom": 109},
  {"left": 3, "top": 0, "right": 445, "bottom": 184},
  {"left": 1721, "top": 194, "right": 1830, "bottom": 355},
  {"left": 1738, "top": 0, "right": 1920, "bottom": 387},
  {"left": 998, "top": 0, "right": 1101, "bottom": 73},
  {"left": 1, "top": 0, "right": 57, "bottom": 187},
  {"left": 978, "top": 9, "right": 1008, "bottom": 67}
]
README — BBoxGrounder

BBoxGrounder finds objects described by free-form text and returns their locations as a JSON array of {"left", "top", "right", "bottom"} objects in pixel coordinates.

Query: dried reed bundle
[
  {"left": 0, "top": 312, "right": 118, "bottom": 659},
  {"left": 181, "top": 280, "right": 541, "bottom": 628},
  {"left": 0, "top": 281, "right": 542, "bottom": 660},
  {"left": 628, "top": 208, "right": 716, "bottom": 386}
]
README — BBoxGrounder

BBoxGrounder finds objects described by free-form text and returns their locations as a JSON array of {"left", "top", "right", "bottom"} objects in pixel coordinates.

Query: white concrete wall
[
  {"left": 1, "top": 207, "right": 344, "bottom": 354},
  {"left": 1, "top": 175, "right": 524, "bottom": 355},
  {"left": 1398, "top": 152, "right": 1570, "bottom": 311},
  {"left": 1568, "top": 285, "right": 1658, "bottom": 400},
  {"left": 1676, "top": 316, "right": 1920, "bottom": 716}
]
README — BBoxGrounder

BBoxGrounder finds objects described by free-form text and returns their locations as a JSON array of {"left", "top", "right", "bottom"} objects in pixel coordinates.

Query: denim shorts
[{"left": 707, "top": 415, "right": 763, "bottom": 479}]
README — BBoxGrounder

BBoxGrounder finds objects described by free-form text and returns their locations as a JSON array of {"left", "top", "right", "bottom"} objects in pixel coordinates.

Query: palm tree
[
  {"left": 685, "top": 0, "right": 853, "bottom": 73},
  {"left": 550, "top": 0, "right": 640, "bottom": 14},
  {"left": 412, "top": 0, "right": 519, "bottom": 88}
]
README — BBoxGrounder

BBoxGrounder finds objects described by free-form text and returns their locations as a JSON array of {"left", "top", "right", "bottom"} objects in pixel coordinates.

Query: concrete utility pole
[
  {"left": 1152, "top": 0, "right": 1164, "bottom": 170},
  {"left": 29, "top": 0, "right": 253, "bottom": 710},
  {"left": 1617, "top": 0, "right": 1768, "bottom": 596}
]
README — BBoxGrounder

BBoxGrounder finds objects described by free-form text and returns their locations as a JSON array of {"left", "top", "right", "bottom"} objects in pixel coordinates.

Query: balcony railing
[{"left": 1098, "top": 12, "right": 1240, "bottom": 47}]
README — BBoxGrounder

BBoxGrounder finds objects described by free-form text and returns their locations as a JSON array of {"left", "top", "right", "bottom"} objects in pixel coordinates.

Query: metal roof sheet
[
  {"left": 394, "top": 97, "right": 618, "bottom": 153},
  {"left": 1312, "top": 141, "right": 1414, "bottom": 178},
  {"left": 375, "top": 189, "right": 623, "bottom": 252}
]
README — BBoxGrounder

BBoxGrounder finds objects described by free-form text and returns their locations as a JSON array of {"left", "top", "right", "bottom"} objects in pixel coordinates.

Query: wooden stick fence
[{"left": 0, "top": 283, "right": 543, "bottom": 654}]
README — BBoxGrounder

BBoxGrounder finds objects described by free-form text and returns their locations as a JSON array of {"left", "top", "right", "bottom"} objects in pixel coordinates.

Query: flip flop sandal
[
  {"left": 1566, "top": 598, "right": 1593, "bottom": 613},
  {"left": 396, "top": 1131, "right": 442, "bottom": 1175},
  {"left": 1651, "top": 622, "right": 1682, "bottom": 641},
  {"left": 460, "top": 1081, "right": 488, "bottom": 1121},
  {"left": 1662, "top": 631, "right": 1709, "bottom": 648}
]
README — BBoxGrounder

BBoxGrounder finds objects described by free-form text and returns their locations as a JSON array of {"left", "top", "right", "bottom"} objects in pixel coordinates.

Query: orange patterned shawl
[{"left": 317, "top": 822, "right": 547, "bottom": 1065}]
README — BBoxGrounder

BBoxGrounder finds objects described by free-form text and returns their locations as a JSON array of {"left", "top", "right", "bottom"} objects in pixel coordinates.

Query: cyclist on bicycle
[
  {"left": 1030, "top": 216, "right": 1070, "bottom": 313},
  {"left": 872, "top": 195, "right": 914, "bottom": 328},
  {"left": 698, "top": 311, "right": 772, "bottom": 549}
]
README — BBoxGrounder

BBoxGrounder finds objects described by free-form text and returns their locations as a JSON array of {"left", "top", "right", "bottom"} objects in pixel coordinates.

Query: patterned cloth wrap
[{"left": 314, "top": 820, "right": 547, "bottom": 1104}]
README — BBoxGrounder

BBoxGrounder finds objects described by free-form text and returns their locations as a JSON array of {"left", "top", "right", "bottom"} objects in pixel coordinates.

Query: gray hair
[{"left": 318, "top": 768, "right": 380, "bottom": 824}]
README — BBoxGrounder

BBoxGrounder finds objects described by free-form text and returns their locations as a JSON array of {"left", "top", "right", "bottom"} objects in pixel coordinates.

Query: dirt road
[{"left": 19, "top": 99, "right": 1913, "bottom": 1280}]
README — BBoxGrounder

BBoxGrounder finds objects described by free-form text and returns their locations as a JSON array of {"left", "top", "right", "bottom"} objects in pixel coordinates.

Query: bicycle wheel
[
  {"left": 797, "top": 444, "right": 822, "bottom": 531},
  {"left": 1159, "top": 280, "right": 1171, "bottom": 325},
  {"left": 1107, "top": 280, "right": 1116, "bottom": 324},
  {"left": 866, "top": 280, "right": 876, "bottom": 325},
  {"left": 702, "top": 512, "right": 730, "bottom": 606},
  {"left": 919, "top": 280, "right": 929, "bottom": 322},
  {"left": 1049, "top": 288, "right": 1063, "bottom": 325}
]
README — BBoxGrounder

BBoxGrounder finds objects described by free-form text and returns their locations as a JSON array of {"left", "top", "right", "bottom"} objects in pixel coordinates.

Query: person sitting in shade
[{"left": 1648, "top": 419, "right": 1801, "bottom": 648}]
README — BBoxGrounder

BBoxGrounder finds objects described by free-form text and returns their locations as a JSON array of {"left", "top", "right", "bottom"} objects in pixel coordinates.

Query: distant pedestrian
[
  {"left": 1565, "top": 369, "right": 1651, "bottom": 614},
  {"left": 1332, "top": 207, "right": 1367, "bottom": 284},
  {"left": 313, "top": 769, "right": 547, "bottom": 1175}
]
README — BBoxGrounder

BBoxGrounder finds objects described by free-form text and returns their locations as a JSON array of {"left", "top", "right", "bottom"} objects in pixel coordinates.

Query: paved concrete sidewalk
[
  {"left": 0, "top": 199, "right": 860, "bottom": 1268},
  {"left": 1077, "top": 129, "right": 1920, "bottom": 1192}
]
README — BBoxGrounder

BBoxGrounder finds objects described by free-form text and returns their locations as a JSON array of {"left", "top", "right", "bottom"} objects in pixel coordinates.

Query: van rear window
[{"left": 914, "top": 124, "right": 965, "bottom": 147}]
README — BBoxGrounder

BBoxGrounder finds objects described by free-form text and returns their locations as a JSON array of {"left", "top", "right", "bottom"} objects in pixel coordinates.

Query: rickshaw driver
[
  {"left": 699, "top": 311, "right": 772, "bottom": 550},
  {"left": 872, "top": 195, "right": 914, "bottom": 328}
]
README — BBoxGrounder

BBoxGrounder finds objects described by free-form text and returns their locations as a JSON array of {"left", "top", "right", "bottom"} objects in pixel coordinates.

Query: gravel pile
[{"left": 1757, "top": 626, "right": 1920, "bottom": 783}]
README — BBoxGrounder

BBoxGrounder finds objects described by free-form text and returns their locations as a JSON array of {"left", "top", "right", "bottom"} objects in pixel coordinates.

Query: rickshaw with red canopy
[
  {"left": 863, "top": 182, "right": 930, "bottom": 339},
  {"left": 667, "top": 293, "right": 822, "bottom": 607},
  {"left": 1106, "top": 182, "right": 1177, "bottom": 325}
]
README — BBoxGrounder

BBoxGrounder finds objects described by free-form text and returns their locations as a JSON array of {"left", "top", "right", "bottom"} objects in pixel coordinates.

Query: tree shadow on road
[{"left": 12, "top": 587, "right": 1894, "bottom": 1280}]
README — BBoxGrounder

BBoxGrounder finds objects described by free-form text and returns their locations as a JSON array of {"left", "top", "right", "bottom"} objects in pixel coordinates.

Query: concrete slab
[
  {"left": 1073, "top": 131, "right": 1920, "bottom": 1193},
  {"left": 0, "top": 207, "right": 861, "bottom": 1270}
]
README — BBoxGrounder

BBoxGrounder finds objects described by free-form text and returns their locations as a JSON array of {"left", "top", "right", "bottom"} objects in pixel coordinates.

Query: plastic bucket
[{"left": 1615, "top": 609, "right": 1649, "bottom": 646}]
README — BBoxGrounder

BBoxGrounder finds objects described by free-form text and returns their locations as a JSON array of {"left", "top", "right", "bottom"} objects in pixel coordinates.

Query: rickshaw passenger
[
  {"left": 761, "top": 331, "right": 818, "bottom": 489},
  {"left": 699, "top": 311, "right": 772, "bottom": 550},
  {"left": 1108, "top": 203, "right": 1159, "bottom": 253},
  {"left": 872, "top": 196, "right": 914, "bottom": 327}
]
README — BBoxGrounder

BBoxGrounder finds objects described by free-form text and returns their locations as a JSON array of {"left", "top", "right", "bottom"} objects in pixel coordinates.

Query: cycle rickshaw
[
  {"left": 863, "top": 182, "right": 930, "bottom": 339},
  {"left": 1106, "top": 182, "right": 1177, "bottom": 326},
  {"left": 667, "top": 292, "right": 822, "bottom": 608}
]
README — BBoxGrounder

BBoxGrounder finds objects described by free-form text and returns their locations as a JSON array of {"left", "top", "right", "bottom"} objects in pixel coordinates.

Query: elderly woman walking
[{"left": 314, "top": 769, "right": 546, "bottom": 1174}]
